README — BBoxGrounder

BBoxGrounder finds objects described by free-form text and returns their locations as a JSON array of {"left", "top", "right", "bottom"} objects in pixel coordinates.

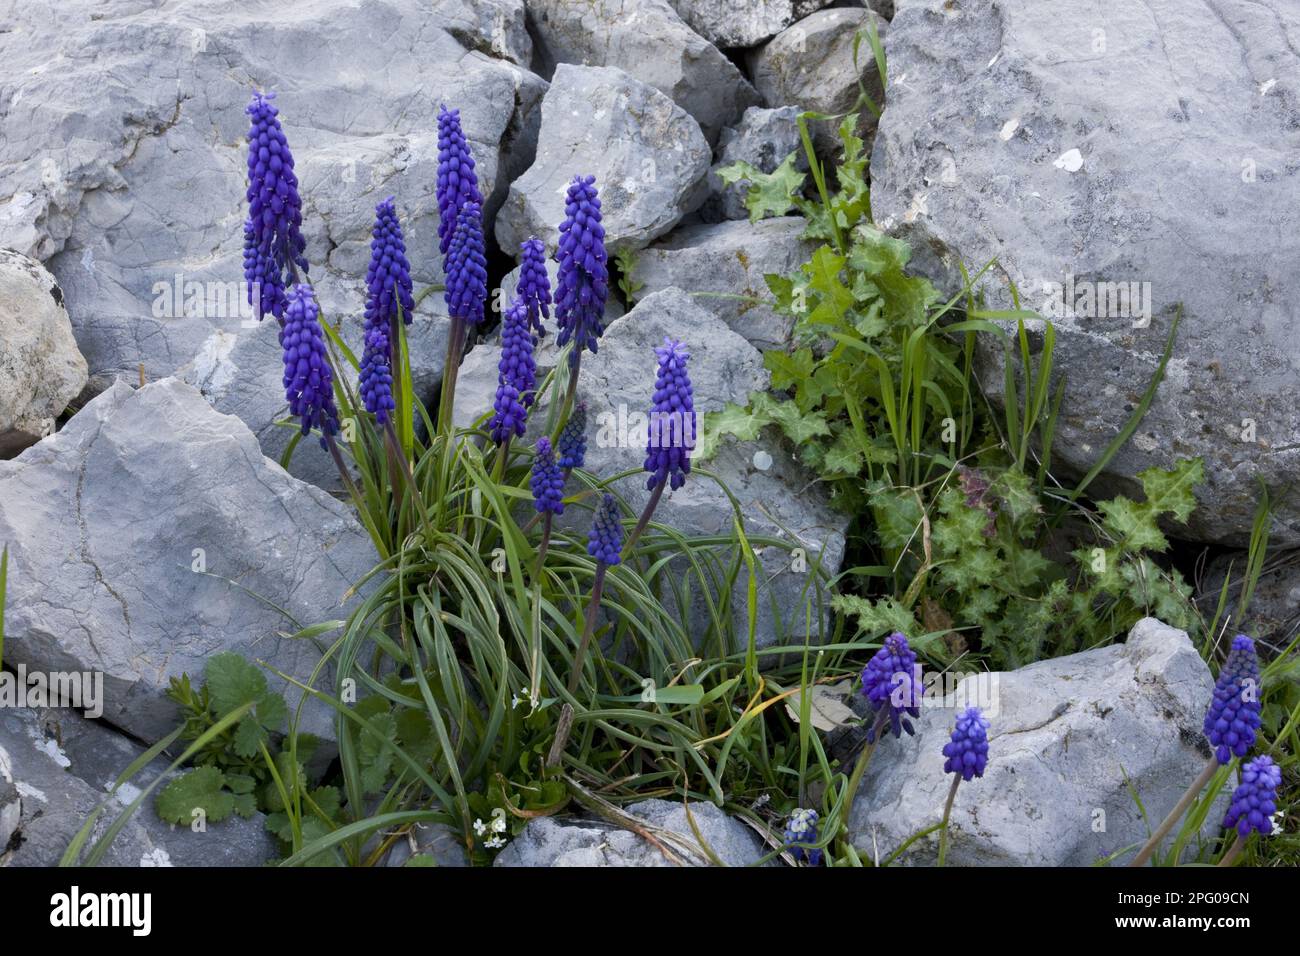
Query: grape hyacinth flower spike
[
  {"left": 1204, "top": 635, "right": 1263, "bottom": 765},
  {"left": 281, "top": 285, "right": 338, "bottom": 445},
  {"left": 436, "top": 105, "right": 483, "bottom": 258},
  {"left": 518, "top": 237, "right": 552, "bottom": 338},
  {"left": 564, "top": 494, "right": 622, "bottom": 697},
  {"left": 860, "top": 632, "right": 922, "bottom": 742},
  {"left": 440, "top": 199, "right": 488, "bottom": 430},
  {"left": 530, "top": 436, "right": 565, "bottom": 574},
  {"left": 625, "top": 338, "right": 696, "bottom": 556},
  {"left": 552, "top": 175, "right": 608, "bottom": 436},
  {"left": 557, "top": 400, "right": 587, "bottom": 472},
  {"left": 361, "top": 198, "right": 413, "bottom": 430},
  {"left": 244, "top": 91, "right": 308, "bottom": 321},
  {"left": 938, "top": 706, "right": 990, "bottom": 865},
  {"left": 1220, "top": 755, "right": 1282, "bottom": 866},
  {"left": 783, "top": 808, "right": 823, "bottom": 867},
  {"left": 841, "top": 633, "right": 923, "bottom": 820},
  {"left": 1132, "top": 634, "right": 1265, "bottom": 867},
  {"left": 489, "top": 297, "right": 536, "bottom": 451}
]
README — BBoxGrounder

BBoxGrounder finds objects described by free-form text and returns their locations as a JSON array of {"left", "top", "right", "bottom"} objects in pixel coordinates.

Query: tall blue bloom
[
  {"left": 1204, "top": 635, "right": 1263, "bottom": 765},
  {"left": 436, "top": 105, "right": 483, "bottom": 257},
  {"left": 530, "top": 437, "right": 565, "bottom": 516},
  {"left": 643, "top": 338, "right": 696, "bottom": 491},
  {"left": 588, "top": 493, "right": 623, "bottom": 566},
  {"left": 558, "top": 400, "right": 587, "bottom": 469},
  {"left": 281, "top": 285, "right": 339, "bottom": 447},
  {"left": 359, "top": 322, "right": 396, "bottom": 425},
  {"left": 245, "top": 91, "right": 307, "bottom": 321},
  {"left": 517, "top": 237, "right": 552, "bottom": 338},
  {"left": 444, "top": 201, "right": 488, "bottom": 325},
  {"left": 1223, "top": 755, "right": 1282, "bottom": 837},
  {"left": 366, "top": 197, "right": 415, "bottom": 327},
  {"left": 489, "top": 298, "right": 535, "bottom": 443},
  {"left": 554, "top": 175, "right": 608, "bottom": 366},
  {"left": 860, "top": 632, "right": 922, "bottom": 742},
  {"left": 783, "top": 808, "right": 823, "bottom": 866},
  {"left": 942, "top": 707, "right": 990, "bottom": 781}
]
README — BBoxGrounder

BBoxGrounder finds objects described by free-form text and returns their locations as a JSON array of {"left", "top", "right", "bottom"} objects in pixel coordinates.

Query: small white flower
[
  {"left": 1271, "top": 810, "right": 1285, "bottom": 836},
  {"left": 491, "top": 814, "right": 508, "bottom": 833},
  {"left": 484, "top": 835, "right": 507, "bottom": 849},
  {"left": 473, "top": 818, "right": 488, "bottom": 836}
]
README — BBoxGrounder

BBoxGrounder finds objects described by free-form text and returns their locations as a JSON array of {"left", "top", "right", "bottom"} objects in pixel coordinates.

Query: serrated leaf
[
  {"left": 156, "top": 766, "right": 235, "bottom": 825},
  {"left": 695, "top": 400, "right": 772, "bottom": 461},
  {"left": 716, "top": 152, "right": 806, "bottom": 221},
  {"left": 205, "top": 653, "right": 269, "bottom": 718},
  {"left": 1137, "top": 458, "right": 1204, "bottom": 523}
]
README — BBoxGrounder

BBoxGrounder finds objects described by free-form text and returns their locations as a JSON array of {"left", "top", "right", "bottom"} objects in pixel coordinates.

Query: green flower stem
[
  {"left": 622, "top": 479, "right": 666, "bottom": 559},
  {"left": 565, "top": 562, "right": 609, "bottom": 696},
  {"left": 550, "top": 351, "right": 582, "bottom": 445},
  {"left": 323, "top": 431, "right": 363, "bottom": 506},
  {"left": 439, "top": 313, "right": 467, "bottom": 436},
  {"left": 1128, "top": 757, "right": 1219, "bottom": 867},
  {"left": 937, "top": 774, "right": 962, "bottom": 867}
]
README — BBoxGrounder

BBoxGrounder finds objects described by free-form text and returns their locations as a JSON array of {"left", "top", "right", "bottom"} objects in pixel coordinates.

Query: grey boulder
[
  {"left": 668, "top": 0, "right": 837, "bottom": 48},
  {"left": 0, "top": 250, "right": 88, "bottom": 457},
  {"left": 495, "top": 65, "right": 712, "bottom": 255},
  {"left": 870, "top": 0, "right": 1300, "bottom": 545},
  {"left": 629, "top": 217, "right": 814, "bottom": 351},
  {"left": 431, "top": 0, "right": 532, "bottom": 65},
  {"left": 848, "top": 618, "right": 1224, "bottom": 866},
  {"left": 454, "top": 288, "right": 846, "bottom": 651},
  {"left": 0, "top": 0, "right": 541, "bottom": 396},
  {"left": 0, "top": 707, "right": 276, "bottom": 867},
  {"left": 748, "top": 7, "right": 886, "bottom": 152},
  {"left": 527, "top": 0, "right": 759, "bottom": 143},
  {"left": 0, "top": 378, "right": 377, "bottom": 742},
  {"left": 494, "top": 799, "right": 770, "bottom": 866}
]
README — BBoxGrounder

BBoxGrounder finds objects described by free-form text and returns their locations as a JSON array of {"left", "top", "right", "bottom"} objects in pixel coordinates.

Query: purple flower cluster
[
  {"left": 436, "top": 106, "right": 483, "bottom": 258},
  {"left": 643, "top": 338, "right": 696, "bottom": 491},
  {"left": 587, "top": 493, "right": 623, "bottom": 566},
  {"left": 554, "top": 175, "right": 608, "bottom": 366},
  {"left": 859, "top": 632, "right": 921, "bottom": 742},
  {"left": 1223, "top": 755, "right": 1282, "bottom": 837},
  {"left": 942, "top": 707, "right": 990, "bottom": 781},
  {"left": 1204, "top": 635, "right": 1263, "bottom": 765},
  {"left": 360, "top": 322, "right": 395, "bottom": 425},
  {"left": 244, "top": 91, "right": 308, "bottom": 321},
  {"left": 783, "top": 808, "right": 823, "bottom": 867},
  {"left": 280, "top": 285, "right": 339, "bottom": 447},
  {"left": 530, "top": 437, "right": 565, "bottom": 516},
  {"left": 366, "top": 197, "right": 415, "bottom": 328},
  {"left": 488, "top": 297, "right": 536, "bottom": 444},
  {"left": 517, "top": 237, "right": 552, "bottom": 338},
  {"left": 444, "top": 201, "right": 488, "bottom": 325},
  {"left": 557, "top": 400, "right": 587, "bottom": 469}
]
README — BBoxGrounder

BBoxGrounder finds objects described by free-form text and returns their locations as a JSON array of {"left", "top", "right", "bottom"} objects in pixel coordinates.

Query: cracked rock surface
[
  {"left": 0, "top": 706, "right": 276, "bottom": 867},
  {"left": 872, "top": 0, "right": 1300, "bottom": 545},
  {"left": 0, "top": 378, "right": 377, "bottom": 742},
  {"left": 494, "top": 799, "right": 770, "bottom": 866},
  {"left": 847, "top": 618, "right": 1223, "bottom": 866}
]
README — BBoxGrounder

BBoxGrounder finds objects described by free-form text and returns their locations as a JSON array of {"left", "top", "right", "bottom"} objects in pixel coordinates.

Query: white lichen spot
[
  {"left": 189, "top": 330, "right": 239, "bottom": 393},
  {"left": 16, "top": 782, "right": 48, "bottom": 803},
  {"left": 752, "top": 449, "right": 773, "bottom": 471},
  {"left": 620, "top": 178, "right": 639, "bottom": 194},
  {"left": 140, "top": 847, "right": 173, "bottom": 867},
  {"left": 113, "top": 781, "right": 144, "bottom": 806},
  {"left": 988, "top": 53, "right": 1000, "bottom": 69},
  {"left": 1053, "top": 148, "right": 1084, "bottom": 173},
  {"left": 1000, "top": 118, "right": 1020, "bottom": 141},
  {"left": 1260, "top": 78, "right": 1277, "bottom": 95},
  {"left": 903, "top": 193, "right": 929, "bottom": 223},
  {"left": 80, "top": 247, "right": 96, "bottom": 274}
]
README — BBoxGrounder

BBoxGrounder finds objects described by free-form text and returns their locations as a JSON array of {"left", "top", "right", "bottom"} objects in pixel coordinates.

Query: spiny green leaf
[
  {"left": 156, "top": 766, "right": 236, "bottom": 825},
  {"left": 716, "top": 152, "right": 806, "bottom": 221}
]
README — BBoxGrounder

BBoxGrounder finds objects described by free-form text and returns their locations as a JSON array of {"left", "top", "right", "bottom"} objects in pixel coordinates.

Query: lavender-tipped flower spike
[
  {"left": 530, "top": 437, "right": 565, "bottom": 516},
  {"left": 1224, "top": 755, "right": 1282, "bottom": 837},
  {"left": 518, "top": 237, "right": 552, "bottom": 337},
  {"left": 554, "top": 175, "right": 608, "bottom": 366},
  {"left": 859, "top": 632, "right": 922, "bottom": 742},
  {"left": 783, "top": 808, "right": 823, "bottom": 866},
  {"left": 244, "top": 91, "right": 307, "bottom": 321},
  {"left": 587, "top": 493, "right": 623, "bottom": 566},
  {"left": 644, "top": 338, "right": 696, "bottom": 491},
  {"left": 558, "top": 400, "right": 587, "bottom": 469},
  {"left": 359, "top": 322, "right": 396, "bottom": 425},
  {"left": 942, "top": 707, "right": 990, "bottom": 781},
  {"left": 444, "top": 201, "right": 488, "bottom": 326},
  {"left": 1204, "top": 635, "right": 1263, "bottom": 765},
  {"left": 488, "top": 297, "right": 535, "bottom": 443},
  {"left": 281, "top": 285, "right": 339, "bottom": 448},
  {"left": 436, "top": 105, "right": 483, "bottom": 257},
  {"left": 366, "top": 197, "right": 415, "bottom": 327}
]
